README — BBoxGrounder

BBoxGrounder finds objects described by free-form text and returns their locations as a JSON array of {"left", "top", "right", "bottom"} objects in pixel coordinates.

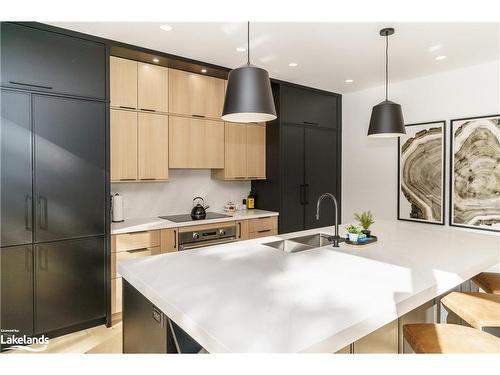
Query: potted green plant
[
  {"left": 354, "top": 211, "right": 375, "bottom": 238},
  {"left": 345, "top": 224, "right": 362, "bottom": 242}
]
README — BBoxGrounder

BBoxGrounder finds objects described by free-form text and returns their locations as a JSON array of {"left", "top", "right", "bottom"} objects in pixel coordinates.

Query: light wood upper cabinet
[
  {"left": 111, "top": 109, "right": 138, "bottom": 181},
  {"left": 246, "top": 124, "right": 266, "bottom": 179},
  {"left": 169, "top": 116, "right": 224, "bottom": 169},
  {"left": 213, "top": 122, "right": 266, "bottom": 180},
  {"left": 224, "top": 122, "right": 247, "bottom": 179},
  {"left": 110, "top": 57, "right": 138, "bottom": 109},
  {"left": 138, "top": 113, "right": 169, "bottom": 180},
  {"left": 138, "top": 63, "right": 169, "bottom": 113},
  {"left": 169, "top": 69, "right": 225, "bottom": 119}
]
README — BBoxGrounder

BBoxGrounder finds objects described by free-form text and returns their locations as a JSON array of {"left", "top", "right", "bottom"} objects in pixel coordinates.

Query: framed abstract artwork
[
  {"left": 398, "top": 121, "right": 446, "bottom": 225},
  {"left": 450, "top": 114, "right": 500, "bottom": 232}
]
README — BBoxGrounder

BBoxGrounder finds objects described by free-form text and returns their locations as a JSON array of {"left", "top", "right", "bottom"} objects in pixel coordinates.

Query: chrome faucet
[{"left": 316, "top": 193, "right": 342, "bottom": 247}]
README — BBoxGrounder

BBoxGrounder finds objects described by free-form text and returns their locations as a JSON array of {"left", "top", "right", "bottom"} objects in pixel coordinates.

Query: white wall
[
  {"left": 342, "top": 60, "right": 500, "bottom": 223},
  {"left": 112, "top": 170, "right": 250, "bottom": 219}
]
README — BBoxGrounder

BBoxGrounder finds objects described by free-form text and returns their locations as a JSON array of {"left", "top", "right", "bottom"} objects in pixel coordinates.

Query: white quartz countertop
[
  {"left": 117, "top": 220, "right": 500, "bottom": 353},
  {"left": 111, "top": 209, "right": 279, "bottom": 234}
]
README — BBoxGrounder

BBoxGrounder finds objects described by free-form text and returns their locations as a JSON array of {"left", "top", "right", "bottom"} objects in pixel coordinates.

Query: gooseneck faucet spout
[{"left": 316, "top": 193, "right": 341, "bottom": 247}]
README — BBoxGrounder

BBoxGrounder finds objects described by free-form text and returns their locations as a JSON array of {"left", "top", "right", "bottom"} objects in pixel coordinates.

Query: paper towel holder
[{"left": 111, "top": 193, "right": 125, "bottom": 223}]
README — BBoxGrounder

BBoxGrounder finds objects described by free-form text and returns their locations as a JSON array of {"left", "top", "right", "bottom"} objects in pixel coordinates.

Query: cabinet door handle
[
  {"left": 140, "top": 178, "right": 156, "bottom": 181},
  {"left": 140, "top": 108, "right": 156, "bottom": 112},
  {"left": 9, "top": 81, "right": 53, "bottom": 90},
  {"left": 173, "top": 230, "right": 177, "bottom": 249},
  {"left": 25, "top": 246, "right": 33, "bottom": 273},
  {"left": 303, "top": 121, "right": 319, "bottom": 126},
  {"left": 37, "top": 246, "right": 48, "bottom": 271},
  {"left": 119, "top": 178, "right": 136, "bottom": 181},
  {"left": 257, "top": 229, "right": 271, "bottom": 233},
  {"left": 192, "top": 114, "right": 205, "bottom": 118},
  {"left": 238, "top": 222, "right": 242, "bottom": 238},
  {"left": 304, "top": 184, "right": 310, "bottom": 205},
  {"left": 234, "top": 176, "right": 246, "bottom": 179},
  {"left": 119, "top": 106, "right": 136, "bottom": 110},
  {"left": 299, "top": 184, "right": 305, "bottom": 205},
  {"left": 25, "top": 195, "right": 32, "bottom": 231},
  {"left": 37, "top": 196, "right": 48, "bottom": 230}
]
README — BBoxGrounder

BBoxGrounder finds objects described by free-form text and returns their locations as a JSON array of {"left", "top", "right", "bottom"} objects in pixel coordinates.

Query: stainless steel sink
[
  {"left": 263, "top": 239, "right": 316, "bottom": 253},
  {"left": 263, "top": 233, "right": 342, "bottom": 253}
]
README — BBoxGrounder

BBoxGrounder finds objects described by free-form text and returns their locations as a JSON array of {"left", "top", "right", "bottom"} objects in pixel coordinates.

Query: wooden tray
[{"left": 344, "top": 235, "right": 378, "bottom": 248}]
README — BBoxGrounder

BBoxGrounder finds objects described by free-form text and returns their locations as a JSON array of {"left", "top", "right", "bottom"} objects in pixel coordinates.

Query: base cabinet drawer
[
  {"left": 248, "top": 228, "right": 278, "bottom": 239},
  {"left": 112, "top": 246, "right": 161, "bottom": 278},
  {"left": 113, "top": 230, "right": 160, "bottom": 252},
  {"left": 248, "top": 216, "right": 278, "bottom": 233}
]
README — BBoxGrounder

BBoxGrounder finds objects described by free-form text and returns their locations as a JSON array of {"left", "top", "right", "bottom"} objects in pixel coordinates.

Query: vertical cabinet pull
[
  {"left": 24, "top": 246, "right": 33, "bottom": 273},
  {"left": 37, "top": 196, "right": 48, "bottom": 230},
  {"left": 173, "top": 230, "right": 177, "bottom": 249},
  {"left": 37, "top": 246, "right": 48, "bottom": 271},
  {"left": 304, "top": 184, "right": 310, "bottom": 205},
  {"left": 25, "top": 195, "right": 32, "bottom": 230},
  {"left": 299, "top": 184, "right": 305, "bottom": 205},
  {"left": 238, "top": 222, "right": 242, "bottom": 238}
]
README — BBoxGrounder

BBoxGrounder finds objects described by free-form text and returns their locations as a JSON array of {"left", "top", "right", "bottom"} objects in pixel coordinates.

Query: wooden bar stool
[
  {"left": 440, "top": 292, "right": 500, "bottom": 332},
  {"left": 472, "top": 272, "right": 500, "bottom": 295},
  {"left": 403, "top": 324, "right": 500, "bottom": 353}
]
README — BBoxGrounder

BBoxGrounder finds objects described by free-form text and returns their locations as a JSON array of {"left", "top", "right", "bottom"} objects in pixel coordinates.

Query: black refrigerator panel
[
  {"left": 0, "top": 245, "right": 34, "bottom": 348},
  {"left": 1, "top": 22, "right": 105, "bottom": 100},
  {"left": 280, "top": 124, "right": 305, "bottom": 234},
  {"left": 33, "top": 95, "right": 105, "bottom": 243},
  {"left": 281, "top": 85, "right": 338, "bottom": 129},
  {"left": 34, "top": 237, "right": 105, "bottom": 334},
  {"left": 304, "top": 127, "right": 339, "bottom": 230},
  {"left": 1, "top": 90, "right": 33, "bottom": 247}
]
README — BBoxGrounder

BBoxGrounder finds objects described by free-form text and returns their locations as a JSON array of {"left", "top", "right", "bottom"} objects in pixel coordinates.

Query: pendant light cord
[
  {"left": 247, "top": 21, "right": 250, "bottom": 65},
  {"left": 385, "top": 33, "right": 389, "bottom": 101}
]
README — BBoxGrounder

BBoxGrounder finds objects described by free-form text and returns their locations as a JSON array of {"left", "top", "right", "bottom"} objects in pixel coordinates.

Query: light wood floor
[{"left": 3, "top": 322, "right": 123, "bottom": 354}]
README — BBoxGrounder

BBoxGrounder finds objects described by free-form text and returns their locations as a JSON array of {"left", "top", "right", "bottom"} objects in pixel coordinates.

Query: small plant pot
[
  {"left": 348, "top": 233, "right": 359, "bottom": 242},
  {"left": 362, "top": 229, "right": 371, "bottom": 238}
]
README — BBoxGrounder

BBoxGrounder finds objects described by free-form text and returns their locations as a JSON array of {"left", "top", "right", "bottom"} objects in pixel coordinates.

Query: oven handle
[{"left": 179, "top": 237, "right": 237, "bottom": 251}]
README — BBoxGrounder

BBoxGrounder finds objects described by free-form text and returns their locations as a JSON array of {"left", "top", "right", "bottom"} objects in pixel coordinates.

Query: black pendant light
[
  {"left": 368, "top": 28, "right": 405, "bottom": 137},
  {"left": 222, "top": 22, "right": 277, "bottom": 123}
]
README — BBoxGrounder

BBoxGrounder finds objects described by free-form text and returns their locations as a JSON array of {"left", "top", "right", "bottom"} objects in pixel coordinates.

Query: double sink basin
[{"left": 263, "top": 233, "right": 344, "bottom": 253}]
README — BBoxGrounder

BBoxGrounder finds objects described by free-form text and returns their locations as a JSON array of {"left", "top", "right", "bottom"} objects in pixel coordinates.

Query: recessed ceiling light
[
  {"left": 428, "top": 44, "right": 442, "bottom": 52},
  {"left": 435, "top": 55, "right": 447, "bottom": 61},
  {"left": 160, "top": 24, "right": 173, "bottom": 32},
  {"left": 201, "top": 69, "right": 207, "bottom": 73},
  {"left": 236, "top": 47, "right": 246, "bottom": 52},
  {"left": 152, "top": 58, "right": 160, "bottom": 63},
  {"left": 288, "top": 62, "right": 298, "bottom": 67},
  {"left": 345, "top": 79, "right": 354, "bottom": 83}
]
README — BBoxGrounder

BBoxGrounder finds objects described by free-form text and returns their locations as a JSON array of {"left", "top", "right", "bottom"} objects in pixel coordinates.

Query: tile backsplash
[{"left": 111, "top": 169, "right": 251, "bottom": 220}]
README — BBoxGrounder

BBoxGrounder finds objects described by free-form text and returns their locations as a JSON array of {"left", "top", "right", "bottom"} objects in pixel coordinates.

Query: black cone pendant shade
[
  {"left": 222, "top": 22, "right": 277, "bottom": 123},
  {"left": 368, "top": 28, "right": 405, "bottom": 137}
]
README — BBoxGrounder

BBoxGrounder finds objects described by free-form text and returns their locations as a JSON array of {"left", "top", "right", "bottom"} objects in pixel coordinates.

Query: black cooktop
[{"left": 159, "top": 212, "right": 232, "bottom": 223}]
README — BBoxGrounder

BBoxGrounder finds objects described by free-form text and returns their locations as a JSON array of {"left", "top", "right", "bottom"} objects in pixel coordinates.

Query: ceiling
[{"left": 48, "top": 22, "right": 500, "bottom": 94}]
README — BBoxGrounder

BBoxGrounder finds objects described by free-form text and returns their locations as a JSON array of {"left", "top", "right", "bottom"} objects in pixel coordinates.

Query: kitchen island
[{"left": 117, "top": 220, "right": 500, "bottom": 353}]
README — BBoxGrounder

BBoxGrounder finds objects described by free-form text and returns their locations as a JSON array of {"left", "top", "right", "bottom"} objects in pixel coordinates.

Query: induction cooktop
[{"left": 159, "top": 212, "right": 232, "bottom": 223}]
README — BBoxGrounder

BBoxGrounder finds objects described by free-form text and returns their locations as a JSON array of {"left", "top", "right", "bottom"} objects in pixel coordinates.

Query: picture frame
[
  {"left": 450, "top": 114, "right": 500, "bottom": 232},
  {"left": 397, "top": 121, "right": 446, "bottom": 225}
]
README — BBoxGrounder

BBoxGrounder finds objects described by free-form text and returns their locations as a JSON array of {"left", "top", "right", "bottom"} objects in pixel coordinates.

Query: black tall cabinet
[
  {"left": 252, "top": 82, "right": 342, "bottom": 234},
  {"left": 1, "top": 22, "right": 109, "bottom": 348}
]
